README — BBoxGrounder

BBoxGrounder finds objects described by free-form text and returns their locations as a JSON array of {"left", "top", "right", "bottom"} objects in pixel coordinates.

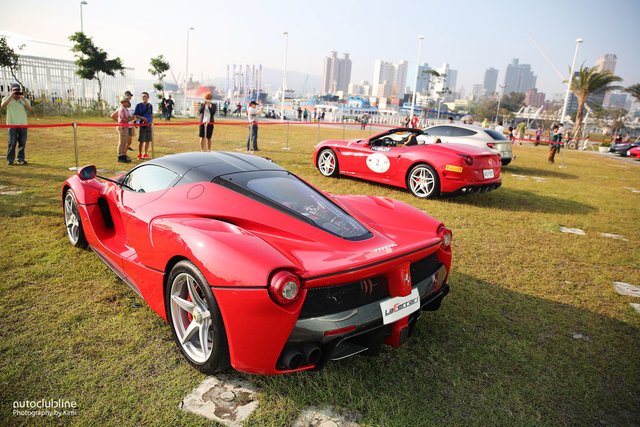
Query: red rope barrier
[{"left": 0, "top": 123, "right": 74, "bottom": 128}]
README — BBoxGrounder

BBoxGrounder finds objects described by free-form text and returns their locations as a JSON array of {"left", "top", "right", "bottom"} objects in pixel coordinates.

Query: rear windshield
[
  {"left": 484, "top": 129, "right": 508, "bottom": 141},
  {"left": 214, "top": 171, "right": 371, "bottom": 240}
]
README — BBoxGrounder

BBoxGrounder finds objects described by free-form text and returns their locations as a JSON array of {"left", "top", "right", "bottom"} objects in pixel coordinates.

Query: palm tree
[
  {"left": 570, "top": 65, "right": 622, "bottom": 142},
  {"left": 626, "top": 83, "right": 640, "bottom": 103}
]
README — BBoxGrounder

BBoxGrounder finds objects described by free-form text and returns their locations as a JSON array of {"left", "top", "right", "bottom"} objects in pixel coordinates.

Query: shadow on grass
[
  {"left": 251, "top": 272, "right": 640, "bottom": 426},
  {"left": 446, "top": 188, "right": 596, "bottom": 214},
  {"left": 505, "top": 164, "right": 579, "bottom": 179}
]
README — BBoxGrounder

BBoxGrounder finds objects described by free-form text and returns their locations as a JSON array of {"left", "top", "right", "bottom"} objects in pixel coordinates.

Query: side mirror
[{"left": 78, "top": 165, "right": 97, "bottom": 181}]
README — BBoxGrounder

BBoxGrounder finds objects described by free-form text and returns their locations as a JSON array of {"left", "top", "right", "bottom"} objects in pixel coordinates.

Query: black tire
[
  {"left": 501, "top": 158, "right": 512, "bottom": 166},
  {"left": 63, "top": 189, "right": 88, "bottom": 249},
  {"left": 166, "top": 260, "right": 230, "bottom": 374},
  {"left": 406, "top": 164, "right": 440, "bottom": 199},
  {"left": 317, "top": 148, "right": 340, "bottom": 177}
]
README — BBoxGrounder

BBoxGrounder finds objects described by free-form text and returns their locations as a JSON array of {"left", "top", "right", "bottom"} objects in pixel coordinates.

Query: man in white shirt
[
  {"left": 246, "top": 100, "right": 263, "bottom": 151},
  {"left": 494, "top": 120, "right": 505, "bottom": 136}
]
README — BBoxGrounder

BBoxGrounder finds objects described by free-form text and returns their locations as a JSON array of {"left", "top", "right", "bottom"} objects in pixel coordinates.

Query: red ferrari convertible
[
  {"left": 62, "top": 152, "right": 452, "bottom": 375},
  {"left": 314, "top": 127, "right": 502, "bottom": 198}
]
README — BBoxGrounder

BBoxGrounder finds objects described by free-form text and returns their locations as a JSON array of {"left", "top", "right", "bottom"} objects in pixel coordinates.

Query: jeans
[
  {"left": 7, "top": 128, "right": 27, "bottom": 163},
  {"left": 247, "top": 124, "right": 259, "bottom": 150}
]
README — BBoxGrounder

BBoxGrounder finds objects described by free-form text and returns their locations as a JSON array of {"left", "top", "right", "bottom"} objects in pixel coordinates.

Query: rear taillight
[
  {"left": 269, "top": 271, "right": 301, "bottom": 305},
  {"left": 437, "top": 225, "right": 452, "bottom": 248},
  {"left": 487, "top": 143, "right": 495, "bottom": 148},
  {"left": 457, "top": 154, "right": 474, "bottom": 166}
]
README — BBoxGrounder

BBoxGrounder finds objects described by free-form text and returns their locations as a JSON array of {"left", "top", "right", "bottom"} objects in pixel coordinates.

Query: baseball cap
[
  {"left": 124, "top": 90, "right": 133, "bottom": 97},
  {"left": 120, "top": 96, "right": 131, "bottom": 102},
  {"left": 10, "top": 83, "right": 21, "bottom": 92}
]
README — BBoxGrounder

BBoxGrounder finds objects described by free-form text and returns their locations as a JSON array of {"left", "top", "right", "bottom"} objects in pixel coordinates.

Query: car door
[
  {"left": 119, "top": 165, "right": 179, "bottom": 269},
  {"left": 354, "top": 130, "right": 409, "bottom": 181}
]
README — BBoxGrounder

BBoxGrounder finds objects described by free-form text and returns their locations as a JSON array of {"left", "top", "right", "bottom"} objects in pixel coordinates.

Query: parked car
[
  {"left": 314, "top": 127, "right": 502, "bottom": 199},
  {"left": 627, "top": 146, "right": 640, "bottom": 159},
  {"left": 421, "top": 123, "right": 513, "bottom": 165},
  {"left": 610, "top": 141, "right": 640, "bottom": 156},
  {"left": 62, "top": 152, "right": 452, "bottom": 375}
]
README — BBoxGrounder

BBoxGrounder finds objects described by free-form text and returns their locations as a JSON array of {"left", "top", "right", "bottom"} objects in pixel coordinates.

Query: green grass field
[{"left": 1, "top": 117, "right": 639, "bottom": 426}]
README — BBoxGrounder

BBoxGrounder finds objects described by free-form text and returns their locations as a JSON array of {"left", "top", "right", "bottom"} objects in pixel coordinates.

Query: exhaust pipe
[
  {"left": 278, "top": 347, "right": 303, "bottom": 369},
  {"left": 301, "top": 344, "right": 322, "bottom": 365}
]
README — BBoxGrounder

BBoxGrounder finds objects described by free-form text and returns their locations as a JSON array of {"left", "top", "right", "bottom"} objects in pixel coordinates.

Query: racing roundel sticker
[{"left": 366, "top": 152, "right": 390, "bottom": 173}]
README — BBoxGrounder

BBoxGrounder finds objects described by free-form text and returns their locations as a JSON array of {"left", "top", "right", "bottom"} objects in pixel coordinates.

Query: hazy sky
[{"left": 2, "top": 0, "right": 639, "bottom": 97}]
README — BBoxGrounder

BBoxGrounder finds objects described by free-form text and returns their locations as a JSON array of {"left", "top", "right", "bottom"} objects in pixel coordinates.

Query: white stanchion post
[
  {"left": 69, "top": 122, "right": 79, "bottom": 171},
  {"left": 283, "top": 121, "right": 290, "bottom": 150}
]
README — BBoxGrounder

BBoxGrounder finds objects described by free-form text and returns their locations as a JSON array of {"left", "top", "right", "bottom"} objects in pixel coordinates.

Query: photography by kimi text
[{"left": 12, "top": 399, "right": 78, "bottom": 418}]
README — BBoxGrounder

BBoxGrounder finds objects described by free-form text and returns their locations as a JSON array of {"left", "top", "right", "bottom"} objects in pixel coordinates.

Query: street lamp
[
  {"left": 559, "top": 38, "right": 583, "bottom": 125},
  {"left": 79, "top": 1, "right": 88, "bottom": 101},
  {"left": 409, "top": 35, "right": 424, "bottom": 121},
  {"left": 495, "top": 84, "right": 506, "bottom": 124},
  {"left": 80, "top": 1, "right": 87, "bottom": 32},
  {"left": 183, "top": 27, "right": 194, "bottom": 116},
  {"left": 281, "top": 31, "right": 288, "bottom": 122}
]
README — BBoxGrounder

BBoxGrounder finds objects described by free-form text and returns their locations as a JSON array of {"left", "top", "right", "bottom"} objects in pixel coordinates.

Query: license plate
[
  {"left": 380, "top": 288, "right": 420, "bottom": 325},
  {"left": 483, "top": 169, "right": 494, "bottom": 179}
]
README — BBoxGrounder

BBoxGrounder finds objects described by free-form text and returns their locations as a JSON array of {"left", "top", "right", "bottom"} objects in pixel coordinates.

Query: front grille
[
  {"left": 299, "top": 276, "right": 389, "bottom": 319},
  {"left": 410, "top": 254, "right": 439, "bottom": 285}
]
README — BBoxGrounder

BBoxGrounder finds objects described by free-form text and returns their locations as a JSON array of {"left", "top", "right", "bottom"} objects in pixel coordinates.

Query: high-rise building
[
  {"left": 428, "top": 63, "right": 457, "bottom": 100},
  {"left": 483, "top": 67, "right": 498, "bottom": 95},
  {"left": 595, "top": 54, "right": 617, "bottom": 73},
  {"left": 592, "top": 54, "right": 617, "bottom": 107},
  {"left": 322, "top": 51, "right": 352, "bottom": 94},
  {"left": 372, "top": 59, "right": 408, "bottom": 98},
  {"left": 503, "top": 59, "right": 537, "bottom": 94},
  {"left": 525, "top": 88, "right": 545, "bottom": 108},
  {"left": 416, "top": 63, "right": 431, "bottom": 95},
  {"left": 604, "top": 91, "right": 627, "bottom": 109},
  {"left": 471, "top": 84, "right": 484, "bottom": 100}
]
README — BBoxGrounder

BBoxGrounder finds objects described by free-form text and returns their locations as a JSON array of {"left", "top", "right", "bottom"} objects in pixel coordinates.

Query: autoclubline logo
[{"left": 12, "top": 398, "right": 78, "bottom": 418}]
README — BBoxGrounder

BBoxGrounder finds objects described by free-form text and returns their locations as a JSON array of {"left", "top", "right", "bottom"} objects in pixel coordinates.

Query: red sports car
[
  {"left": 314, "top": 127, "right": 502, "bottom": 198},
  {"left": 627, "top": 146, "right": 640, "bottom": 159},
  {"left": 62, "top": 152, "right": 452, "bottom": 375}
]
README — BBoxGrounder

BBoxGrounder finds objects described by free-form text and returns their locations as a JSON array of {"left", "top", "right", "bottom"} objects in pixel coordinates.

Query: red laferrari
[
  {"left": 314, "top": 127, "right": 502, "bottom": 198},
  {"left": 62, "top": 152, "right": 452, "bottom": 375}
]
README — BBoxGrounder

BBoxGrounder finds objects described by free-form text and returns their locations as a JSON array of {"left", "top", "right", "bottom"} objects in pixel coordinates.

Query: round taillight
[
  {"left": 457, "top": 153, "right": 474, "bottom": 166},
  {"left": 438, "top": 225, "right": 452, "bottom": 248},
  {"left": 269, "top": 271, "right": 301, "bottom": 305}
]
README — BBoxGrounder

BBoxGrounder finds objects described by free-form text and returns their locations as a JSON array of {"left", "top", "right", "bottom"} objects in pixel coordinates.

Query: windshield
[{"left": 214, "top": 171, "right": 371, "bottom": 240}]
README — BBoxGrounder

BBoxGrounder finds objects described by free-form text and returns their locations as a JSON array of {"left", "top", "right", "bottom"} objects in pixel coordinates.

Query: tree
[
  {"left": 469, "top": 97, "right": 498, "bottom": 121},
  {"left": 625, "top": 83, "right": 640, "bottom": 103},
  {"left": 569, "top": 65, "right": 622, "bottom": 141},
  {"left": 149, "top": 55, "right": 170, "bottom": 100},
  {"left": 0, "top": 36, "right": 23, "bottom": 88},
  {"left": 500, "top": 92, "right": 525, "bottom": 113},
  {"left": 68, "top": 32, "right": 124, "bottom": 103}
]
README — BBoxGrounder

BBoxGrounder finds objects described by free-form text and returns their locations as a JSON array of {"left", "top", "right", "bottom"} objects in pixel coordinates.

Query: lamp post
[
  {"left": 281, "top": 31, "right": 288, "bottom": 122},
  {"left": 183, "top": 27, "right": 194, "bottom": 116},
  {"left": 80, "top": 1, "right": 88, "bottom": 32},
  {"left": 79, "top": 1, "right": 88, "bottom": 102},
  {"left": 559, "top": 38, "right": 583, "bottom": 125},
  {"left": 495, "top": 84, "right": 506, "bottom": 124},
  {"left": 409, "top": 35, "right": 424, "bottom": 121}
]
